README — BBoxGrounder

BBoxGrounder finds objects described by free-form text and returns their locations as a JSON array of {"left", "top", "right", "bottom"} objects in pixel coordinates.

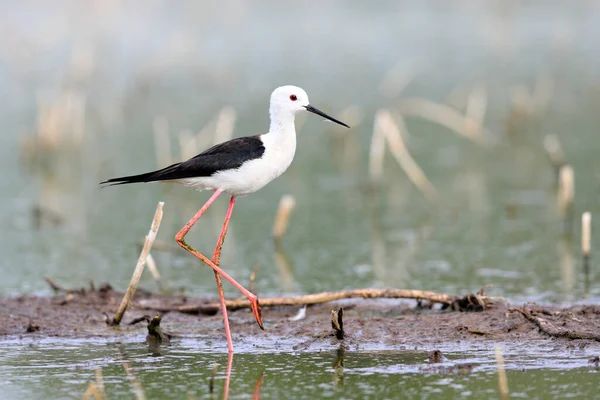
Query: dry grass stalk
[
  {"left": 582, "top": 212, "right": 591, "bottom": 282},
  {"left": 145, "top": 253, "right": 161, "bottom": 281},
  {"left": 21, "top": 91, "right": 86, "bottom": 165},
  {"left": 445, "top": 87, "right": 469, "bottom": 111},
  {"left": 376, "top": 110, "right": 438, "bottom": 202},
  {"left": 368, "top": 116, "right": 386, "bottom": 182},
  {"left": 396, "top": 98, "right": 484, "bottom": 143},
  {"left": 140, "top": 239, "right": 180, "bottom": 253},
  {"left": 248, "top": 264, "right": 259, "bottom": 294},
  {"left": 272, "top": 194, "right": 296, "bottom": 239},
  {"left": 178, "top": 129, "right": 198, "bottom": 161},
  {"left": 532, "top": 74, "right": 555, "bottom": 113},
  {"left": 509, "top": 85, "right": 536, "bottom": 116},
  {"left": 214, "top": 106, "right": 237, "bottom": 144},
  {"left": 557, "top": 165, "right": 574, "bottom": 233},
  {"left": 153, "top": 116, "right": 172, "bottom": 167},
  {"left": 466, "top": 85, "right": 487, "bottom": 127},
  {"left": 582, "top": 212, "right": 591, "bottom": 257},
  {"left": 81, "top": 383, "right": 101, "bottom": 400},
  {"left": 338, "top": 105, "right": 365, "bottom": 129},
  {"left": 82, "top": 368, "right": 105, "bottom": 400},
  {"left": 274, "top": 241, "right": 296, "bottom": 292},
  {"left": 378, "top": 63, "right": 415, "bottom": 98},
  {"left": 194, "top": 120, "right": 216, "bottom": 154},
  {"left": 122, "top": 362, "right": 147, "bottom": 400},
  {"left": 111, "top": 202, "right": 164, "bottom": 326},
  {"left": 95, "top": 368, "right": 105, "bottom": 397},
  {"left": 543, "top": 134, "right": 566, "bottom": 170},
  {"left": 495, "top": 345, "right": 509, "bottom": 400},
  {"left": 35, "top": 91, "right": 87, "bottom": 147}
]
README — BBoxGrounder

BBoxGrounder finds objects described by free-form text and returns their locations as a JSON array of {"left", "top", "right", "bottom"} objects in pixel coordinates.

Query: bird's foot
[{"left": 249, "top": 296, "right": 264, "bottom": 330}]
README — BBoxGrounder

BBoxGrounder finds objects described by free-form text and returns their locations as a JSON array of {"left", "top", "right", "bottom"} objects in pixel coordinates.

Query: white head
[{"left": 269, "top": 85, "right": 350, "bottom": 128}]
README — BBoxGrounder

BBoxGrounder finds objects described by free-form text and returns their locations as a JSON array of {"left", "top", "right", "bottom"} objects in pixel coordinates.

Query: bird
[{"left": 101, "top": 85, "right": 350, "bottom": 352}]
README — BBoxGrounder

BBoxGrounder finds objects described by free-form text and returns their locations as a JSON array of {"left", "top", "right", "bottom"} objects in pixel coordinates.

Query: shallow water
[
  {"left": 0, "top": 338, "right": 598, "bottom": 399},
  {"left": 2, "top": 1, "right": 600, "bottom": 398}
]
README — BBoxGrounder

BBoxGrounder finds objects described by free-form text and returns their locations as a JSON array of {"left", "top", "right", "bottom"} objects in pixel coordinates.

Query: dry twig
[
  {"left": 142, "top": 288, "right": 498, "bottom": 315},
  {"left": 111, "top": 202, "right": 164, "bottom": 326}
]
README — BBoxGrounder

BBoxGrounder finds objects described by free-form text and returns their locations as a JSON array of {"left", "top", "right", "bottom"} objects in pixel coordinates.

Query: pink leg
[
  {"left": 223, "top": 351, "right": 233, "bottom": 400},
  {"left": 175, "top": 190, "right": 264, "bottom": 334},
  {"left": 212, "top": 196, "right": 237, "bottom": 353}
]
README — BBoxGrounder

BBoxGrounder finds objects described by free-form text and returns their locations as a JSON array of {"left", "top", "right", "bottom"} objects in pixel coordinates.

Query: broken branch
[
  {"left": 509, "top": 307, "right": 600, "bottom": 342},
  {"left": 142, "top": 288, "right": 498, "bottom": 315}
]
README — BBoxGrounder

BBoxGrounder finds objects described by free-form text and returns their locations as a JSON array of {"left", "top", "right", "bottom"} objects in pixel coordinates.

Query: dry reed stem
[
  {"left": 147, "top": 288, "right": 497, "bottom": 314},
  {"left": 214, "top": 106, "right": 237, "bottom": 144},
  {"left": 248, "top": 264, "right": 259, "bottom": 294},
  {"left": 495, "top": 345, "right": 509, "bottom": 400},
  {"left": 368, "top": 117, "right": 386, "bottom": 182},
  {"left": 465, "top": 85, "right": 487, "bottom": 127},
  {"left": 543, "top": 134, "right": 566, "bottom": 168},
  {"left": 140, "top": 239, "right": 180, "bottom": 253},
  {"left": 396, "top": 98, "right": 484, "bottom": 143},
  {"left": 557, "top": 165, "right": 574, "bottom": 222},
  {"left": 274, "top": 241, "right": 296, "bottom": 292},
  {"left": 122, "top": 362, "right": 147, "bottom": 400},
  {"left": 153, "top": 116, "right": 172, "bottom": 167},
  {"left": 338, "top": 105, "right": 365, "bottom": 129},
  {"left": 582, "top": 212, "right": 591, "bottom": 256},
  {"left": 178, "top": 129, "right": 198, "bottom": 161},
  {"left": 378, "top": 63, "right": 415, "bottom": 98},
  {"left": 376, "top": 110, "right": 438, "bottom": 202},
  {"left": 145, "top": 253, "right": 161, "bottom": 281},
  {"left": 509, "top": 85, "right": 536, "bottom": 116},
  {"left": 195, "top": 120, "right": 216, "bottom": 154},
  {"left": 272, "top": 195, "right": 296, "bottom": 239},
  {"left": 81, "top": 383, "right": 101, "bottom": 400},
  {"left": 93, "top": 368, "right": 106, "bottom": 400},
  {"left": 532, "top": 74, "right": 555, "bottom": 113},
  {"left": 111, "top": 202, "right": 164, "bottom": 326}
]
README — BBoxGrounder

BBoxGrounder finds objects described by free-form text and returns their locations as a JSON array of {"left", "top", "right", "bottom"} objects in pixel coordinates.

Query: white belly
[{"left": 178, "top": 132, "right": 296, "bottom": 197}]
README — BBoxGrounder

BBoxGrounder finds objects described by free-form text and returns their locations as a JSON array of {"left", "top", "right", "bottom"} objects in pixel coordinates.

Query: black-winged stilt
[{"left": 101, "top": 85, "right": 350, "bottom": 352}]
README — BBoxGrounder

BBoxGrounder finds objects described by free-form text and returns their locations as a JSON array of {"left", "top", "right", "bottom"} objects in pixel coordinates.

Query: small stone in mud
[
  {"left": 26, "top": 323, "right": 40, "bottom": 333},
  {"left": 428, "top": 349, "right": 444, "bottom": 363}
]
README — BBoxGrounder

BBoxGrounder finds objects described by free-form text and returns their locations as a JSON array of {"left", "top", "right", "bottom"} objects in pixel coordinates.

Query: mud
[{"left": 1, "top": 285, "right": 599, "bottom": 352}]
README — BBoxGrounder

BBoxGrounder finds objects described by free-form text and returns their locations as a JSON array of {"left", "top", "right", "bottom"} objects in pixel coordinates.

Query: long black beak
[{"left": 304, "top": 105, "right": 350, "bottom": 128}]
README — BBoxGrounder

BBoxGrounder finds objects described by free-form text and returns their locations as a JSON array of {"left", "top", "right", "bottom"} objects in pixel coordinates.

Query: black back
[{"left": 100, "top": 135, "right": 265, "bottom": 185}]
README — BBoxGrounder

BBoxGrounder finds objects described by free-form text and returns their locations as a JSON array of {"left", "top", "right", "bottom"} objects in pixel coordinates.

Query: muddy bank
[{"left": 1, "top": 285, "right": 599, "bottom": 352}]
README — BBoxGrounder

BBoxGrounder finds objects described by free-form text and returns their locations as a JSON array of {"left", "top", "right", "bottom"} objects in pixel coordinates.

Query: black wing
[{"left": 100, "top": 135, "right": 265, "bottom": 186}]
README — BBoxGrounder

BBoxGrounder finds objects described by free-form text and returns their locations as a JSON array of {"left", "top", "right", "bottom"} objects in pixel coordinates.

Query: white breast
[{"left": 179, "top": 132, "right": 296, "bottom": 197}]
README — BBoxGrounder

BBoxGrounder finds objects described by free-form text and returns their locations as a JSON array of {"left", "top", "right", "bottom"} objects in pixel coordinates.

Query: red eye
[{"left": 290, "top": 94, "right": 297, "bottom": 101}]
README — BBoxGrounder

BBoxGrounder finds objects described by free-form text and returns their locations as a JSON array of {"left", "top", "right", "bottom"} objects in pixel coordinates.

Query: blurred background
[{"left": 2, "top": 0, "right": 599, "bottom": 304}]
